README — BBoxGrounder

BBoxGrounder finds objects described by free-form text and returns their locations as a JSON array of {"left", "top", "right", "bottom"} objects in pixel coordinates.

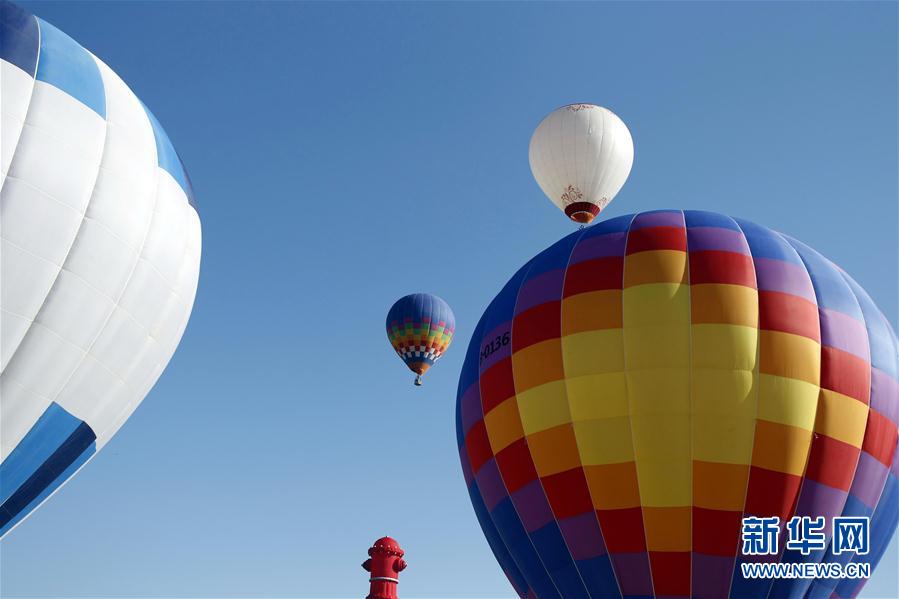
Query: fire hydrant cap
[{"left": 369, "top": 536, "right": 404, "bottom": 557}]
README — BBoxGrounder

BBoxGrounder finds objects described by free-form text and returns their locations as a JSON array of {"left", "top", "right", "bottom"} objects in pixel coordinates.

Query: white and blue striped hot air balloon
[{"left": 0, "top": 1, "right": 201, "bottom": 537}]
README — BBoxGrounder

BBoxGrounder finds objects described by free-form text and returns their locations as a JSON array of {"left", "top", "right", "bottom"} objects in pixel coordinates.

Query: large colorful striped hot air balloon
[
  {"left": 456, "top": 210, "right": 898, "bottom": 599},
  {"left": 386, "top": 293, "right": 455, "bottom": 386},
  {"left": 1, "top": 1, "right": 201, "bottom": 537}
]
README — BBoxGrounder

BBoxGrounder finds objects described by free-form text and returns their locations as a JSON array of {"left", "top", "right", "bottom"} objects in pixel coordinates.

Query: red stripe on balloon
[
  {"left": 861, "top": 409, "right": 899, "bottom": 466},
  {"left": 692, "top": 507, "right": 743, "bottom": 556},
  {"left": 803, "top": 435, "right": 860, "bottom": 492},
  {"left": 743, "top": 466, "right": 804, "bottom": 521},
  {"left": 480, "top": 358, "right": 515, "bottom": 415},
  {"left": 688, "top": 251, "right": 756, "bottom": 287},
  {"left": 648, "top": 551, "right": 691, "bottom": 596},
  {"left": 540, "top": 468, "right": 594, "bottom": 520},
  {"left": 821, "top": 346, "right": 871, "bottom": 404},
  {"left": 495, "top": 438, "right": 539, "bottom": 494},
  {"left": 562, "top": 256, "right": 624, "bottom": 296},
  {"left": 596, "top": 507, "right": 648, "bottom": 552},
  {"left": 759, "top": 290, "right": 821, "bottom": 342},
  {"left": 625, "top": 226, "right": 687, "bottom": 254},
  {"left": 465, "top": 421, "right": 494, "bottom": 475},
  {"left": 511, "top": 302, "right": 561, "bottom": 351}
]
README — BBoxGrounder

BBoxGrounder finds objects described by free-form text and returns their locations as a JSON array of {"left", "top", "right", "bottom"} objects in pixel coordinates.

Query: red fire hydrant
[{"left": 362, "top": 536, "right": 407, "bottom": 599}]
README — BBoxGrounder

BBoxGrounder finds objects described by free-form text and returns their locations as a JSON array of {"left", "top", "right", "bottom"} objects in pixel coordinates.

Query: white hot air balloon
[
  {"left": 528, "top": 103, "right": 634, "bottom": 224},
  {"left": 0, "top": 1, "right": 201, "bottom": 537}
]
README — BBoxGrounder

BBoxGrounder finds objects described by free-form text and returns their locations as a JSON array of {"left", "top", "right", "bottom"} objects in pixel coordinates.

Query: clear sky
[{"left": 2, "top": 1, "right": 897, "bottom": 598}]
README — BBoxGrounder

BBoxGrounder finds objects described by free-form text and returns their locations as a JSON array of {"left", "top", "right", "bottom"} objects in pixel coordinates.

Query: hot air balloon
[
  {"left": 386, "top": 293, "right": 455, "bottom": 386},
  {"left": 0, "top": 1, "right": 201, "bottom": 537},
  {"left": 456, "top": 210, "right": 898, "bottom": 599},
  {"left": 529, "top": 104, "right": 634, "bottom": 225}
]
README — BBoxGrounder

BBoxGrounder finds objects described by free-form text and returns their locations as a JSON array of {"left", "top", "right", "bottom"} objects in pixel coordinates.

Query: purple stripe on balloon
[
  {"left": 687, "top": 227, "right": 751, "bottom": 254},
  {"left": 460, "top": 447, "right": 474, "bottom": 487},
  {"left": 848, "top": 452, "right": 890, "bottom": 509},
  {"left": 753, "top": 257, "right": 817, "bottom": 303},
  {"left": 819, "top": 308, "right": 870, "bottom": 362},
  {"left": 871, "top": 368, "right": 899, "bottom": 422},
  {"left": 479, "top": 322, "right": 513, "bottom": 373},
  {"left": 460, "top": 383, "right": 483, "bottom": 435},
  {"left": 569, "top": 231, "right": 628, "bottom": 264},
  {"left": 630, "top": 210, "right": 684, "bottom": 230},
  {"left": 516, "top": 269, "right": 565, "bottom": 314},
  {"left": 511, "top": 479, "right": 555, "bottom": 533},
  {"left": 557, "top": 511, "right": 607, "bottom": 560},
  {"left": 691, "top": 553, "right": 737, "bottom": 599},
  {"left": 794, "top": 479, "right": 849, "bottom": 532},
  {"left": 608, "top": 552, "right": 654, "bottom": 596},
  {"left": 476, "top": 458, "right": 510, "bottom": 512}
]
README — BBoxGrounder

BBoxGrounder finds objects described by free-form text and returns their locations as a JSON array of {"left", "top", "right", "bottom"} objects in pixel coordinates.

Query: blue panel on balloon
[
  {"left": 143, "top": 102, "right": 197, "bottom": 208},
  {"left": 35, "top": 18, "right": 106, "bottom": 118},
  {"left": 0, "top": 402, "right": 96, "bottom": 535},
  {"left": 0, "top": 0, "right": 39, "bottom": 76}
]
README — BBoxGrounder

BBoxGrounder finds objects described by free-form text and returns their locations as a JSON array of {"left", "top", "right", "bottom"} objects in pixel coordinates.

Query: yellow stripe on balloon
[
  {"left": 559, "top": 286, "right": 643, "bottom": 518},
  {"left": 691, "top": 322, "right": 758, "bottom": 465},
  {"left": 759, "top": 330, "right": 820, "bottom": 384},
  {"left": 623, "top": 246, "right": 692, "bottom": 553},
  {"left": 561, "top": 291, "right": 623, "bottom": 334},
  {"left": 528, "top": 424, "right": 583, "bottom": 477},
  {"left": 512, "top": 339, "right": 563, "bottom": 392},
  {"left": 642, "top": 506, "right": 692, "bottom": 552},
  {"left": 573, "top": 417, "right": 636, "bottom": 465},
  {"left": 750, "top": 419, "right": 815, "bottom": 475},
  {"left": 624, "top": 251, "right": 689, "bottom": 287},
  {"left": 516, "top": 380, "right": 570, "bottom": 436},
  {"left": 693, "top": 461, "right": 751, "bottom": 511},
  {"left": 814, "top": 389, "right": 869, "bottom": 448},
  {"left": 483, "top": 396, "right": 525, "bottom": 454},
  {"left": 585, "top": 462, "right": 642, "bottom": 509},
  {"left": 756, "top": 374, "right": 820, "bottom": 431},
  {"left": 561, "top": 329, "right": 625, "bottom": 377},
  {"left": 566, "top": 373, "right": 629, "bottom": 422},
  {"left": 690, "top": 284, "right": 759, "bottom": 327}
]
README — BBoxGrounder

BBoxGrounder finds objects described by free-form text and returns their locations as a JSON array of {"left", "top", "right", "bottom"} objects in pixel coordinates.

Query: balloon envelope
[
  {"left": 456, "top": 210, "right": 898, "bottom": 599},
  {"left": 386, "top": 293, "right": 455, "bottom": 385},
  {"left": 0, "top": 1, "right": 201, "bottom": 537},
  {"left": 529, "top": 104, "right": 634, "bottom": 225}
]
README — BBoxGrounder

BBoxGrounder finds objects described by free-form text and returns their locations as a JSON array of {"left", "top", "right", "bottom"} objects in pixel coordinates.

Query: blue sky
[{"left": 2, "top": 1, "right": 897, "bottom": 598}]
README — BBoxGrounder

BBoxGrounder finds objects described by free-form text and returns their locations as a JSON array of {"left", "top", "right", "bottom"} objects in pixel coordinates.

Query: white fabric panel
[
  {"left": 88, "top": 171, "right": 201, "bottom": 448},
  {"left": 0, "top": 377, "right": 48, "bottom": 460},
  {"left": 49, "top": 56, "right": 158, "bottom": 430},
  {"left": 0, "top": 81, "right": 106, "bottom": 370},
  {"left": 0, "top": 59, "right": 36, "bottom": 187},
  {"left": 2, "top": 321, "right": 84, "bottom": 404},
  {"left": 81, "top": 59, "right": 157, "bottom": 254},
  {"left": 0, "top": 80, "right": 105, "bottom": 374},
  {"left": 96, "top": 204, "right": 200, "bottom": 448},
  {"left": 58, "top": 352, "right": 130, "bottom": 434},
  {"left": 528, "top": 104, "right": 634, "bottom": 216},
  {"left": 8, "top": 83, "right": 106, "bottom": 210},
  {"left": 33, "top": 269, "right": 114, "bottom": 351}
]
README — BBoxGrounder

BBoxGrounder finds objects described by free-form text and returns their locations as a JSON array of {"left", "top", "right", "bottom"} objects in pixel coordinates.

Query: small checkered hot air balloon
[{"left": 386, "top": 293, "right": 455, "bottom": 386}]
